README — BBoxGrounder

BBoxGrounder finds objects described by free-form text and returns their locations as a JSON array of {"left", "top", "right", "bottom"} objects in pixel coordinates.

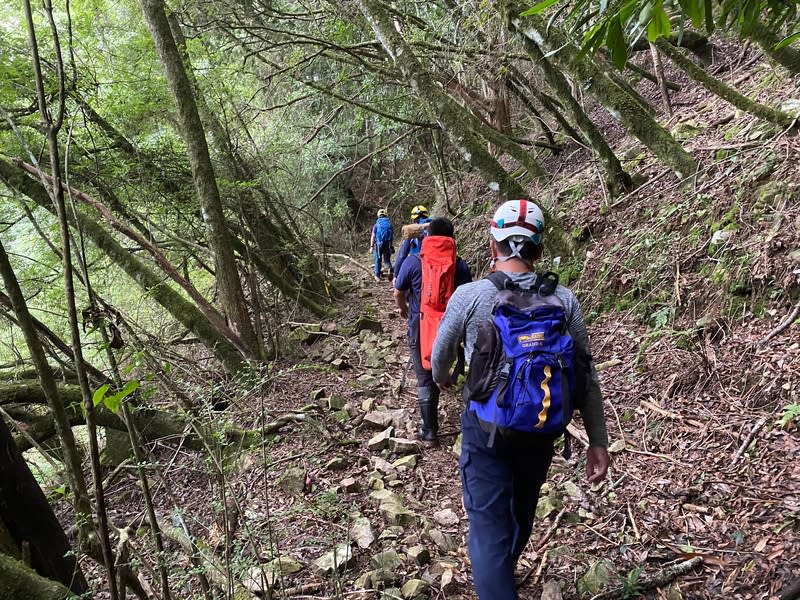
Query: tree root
[{"left": 591, "top": 557, "right": 703, "bottom": 599}]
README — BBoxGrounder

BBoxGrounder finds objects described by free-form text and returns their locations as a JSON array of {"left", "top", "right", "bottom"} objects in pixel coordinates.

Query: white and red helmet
[{"left": 490, "top": 199, "right": 545, "bottom": 245}]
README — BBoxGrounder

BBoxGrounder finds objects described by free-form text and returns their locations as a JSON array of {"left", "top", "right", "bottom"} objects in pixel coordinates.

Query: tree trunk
[
  {"left": 503, "top": 0, "right": 698, "bottom": 180},
  {"left": 355, "top": 0, "right": 546, "bottom": 191},
  {"left": 746, "top": 22, "right": 800, "bottom": 75},
  {"left": 0, "top": 411, "right": 87, "bottom": 594},
  {"left": 166, "top": 12, "right": 335, "bottom": 314},
  {"left": 0, "top": 157, "right": 249, "bottom": 374},
  {"left": 0, "top": 553, "right": 73, "bottom": 600},
  {"left": 139, "top": 0, "right": 260, "bottom": 355},
  {"left": 656, "top": 38, "right": 796, "bottom": 128},
  {"left": 509, "top": 29, "right": 632, "bottom": 196}
]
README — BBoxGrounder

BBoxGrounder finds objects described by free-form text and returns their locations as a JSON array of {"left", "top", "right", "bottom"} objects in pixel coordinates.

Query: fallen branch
[
  {"left": 591, "top": 557, "right": 703, "bottom": 599},
  {"left": 761, "top": 302, "right": 800, "bottom": 345},
  {"left": 731, "top": 417, "right": 767, "bottom": 466},
  {"left": 327, "top": 253, "right": 373, "bottom": 276}
]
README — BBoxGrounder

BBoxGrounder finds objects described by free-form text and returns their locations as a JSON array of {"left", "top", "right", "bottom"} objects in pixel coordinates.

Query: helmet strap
[{"left": 494, "top": 238, "right": 534, "bottom": 269}]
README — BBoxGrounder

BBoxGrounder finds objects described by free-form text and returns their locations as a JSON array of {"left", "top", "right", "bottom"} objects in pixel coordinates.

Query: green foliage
[
  {"left": 521, "top": 0, "right": 800, "bottom": 69},
  {"left": 619, "top": 565, "right": 644, "bottom": 598},
  {"left": 778, "top": 402, "right": 800, "bottom": 427},
  {"left": 92, "top": 380, "right": 140, "bottom": 413}
]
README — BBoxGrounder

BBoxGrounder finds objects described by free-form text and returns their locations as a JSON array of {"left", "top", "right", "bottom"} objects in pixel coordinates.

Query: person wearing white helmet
[{"left": 431, "top": 199, "right": 610, "bottom": 600}]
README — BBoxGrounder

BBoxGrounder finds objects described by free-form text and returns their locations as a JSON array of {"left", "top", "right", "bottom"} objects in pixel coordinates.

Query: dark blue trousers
[
  {"left": 459, "top": 409, "right": 555, "bottom": 600},
  {"left": 374, "top": 241, "right": 393, "bottom": 278}
]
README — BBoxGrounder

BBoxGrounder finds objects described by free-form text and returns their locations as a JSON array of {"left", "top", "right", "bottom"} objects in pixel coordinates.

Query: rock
[
  {"left": 353, "top": 315, "right": 383, "bottom": 334},
  {"left": 350, "top": 515, "right": 375, "bottom": 549},
  {"left": 356, "top": 374, "right": 380, "bottom": 388},
  {"left": 277, "top": 467, "right": 306, "bottom": 495},
  {"left": 608, "top": 439, "right": 626, "bottom": 454},
  {"left": 780, "top": 98, "right": 800, "bottom": 117},
  {"left": 365, "top": 411, "right": 395, "bottom": 429},
  {"left": 379, "top": 526, "right": 404, "bottom": 540},
  {"left": 331, "top": 357, "right": 350, "bottom": 370},
  {"left": 577, "top": 559, "right": 614, "bottom": 596},
  {"left": 321, "top": 321, "right": 338, "bottom": 334},
  {"left": 371, "top": 549, "right": 404, "bottom": 571},
  {"left": 541, "top": 580, "right": 563, "bottom": 599},
  {"left": 361, "top": 398, "right": 376, "bottom": 412},
  {"left": 357, "top": 289, "right": 373, "bottom": 298},
  {"left": 309, "top": 388, "right": 326, "bottom": 401},
  {"left": 432, "top": 508, "right": 459, "bottom": 527},
  {"left": 393, "top": 455, "right": 417, "bottom": 469},
  {"left": 407, "top": 545, "right": 430, "bottom": 565},
  {"left": 327, "top": 394, "right": 346, "bottom": 410},
  {"left": 666, "top": 582, "right": 684, "bottom": 599},
  {"left": 670, "top": 120, "right": 704, "bottom": 141},
  {"left": 265, "top": 555, "right": 303, "bottom": 576},
  {"left": 368, "top": 474, "right": 385, "bottom": 490},
  {"left": 401, "top": 578, "right": 430, "bottom": 599},
  {"left": 313, "top": 544, "right": 354, "bottom": 576},
  {"left": 561, "top": 480, "right": 581, "bottom": 499},
  {"left": 451, "top": 433, "right": 462, "bottom": 458},
  {"left": 389, "top": 437, "right": 419, "bottom": 455},
  {"left": 340, "top": 477, "right": 360, "bottom": 493},
  {"left": 373, "top": 457, "right": 397, "bottom": 474},
  {"left": 355, "top": 569, "right": 399, "bottom": 589},
  {"left": 326, "top": 456, "right": 347, "bottom": 471},
  {"left": 381, "top": 588, "right": 403, "bottom": 600},
  {"left": 536, "top": 494, "right": 563, "bottom": 519},
  {"left": 428, "top": 529, "right": 458, "bottom": 553},
  {"left": 373, "top": 491, "right": 415, "bottom": 525},
  {"left": 368, "top": 427, "right": 394, "bottom": 451}
]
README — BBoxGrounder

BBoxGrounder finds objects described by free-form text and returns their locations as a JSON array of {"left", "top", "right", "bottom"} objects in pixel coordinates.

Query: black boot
[{"left": 417, "top": 387, "right": 439, "bottom": 445}]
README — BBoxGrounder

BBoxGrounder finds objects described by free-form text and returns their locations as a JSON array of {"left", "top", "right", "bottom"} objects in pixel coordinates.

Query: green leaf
[
  {"left": 647, "top": 1, "right": 672, "bottom": 41},
  {"left": 677, "top": 0, "right": 704, "bottom": 28},
  {"left": 580, "top": 20, "right": 609, "bottom": 58},
  {"left": 103, "top": 380, "right": 140, "bottom": 414},
  {"left": 521, "top": 0, "right": 562, "bottom": 16},
  {"left": 607, "top": 16, "right": 628, "bottom": 69},
  {"left": 703, "top": 0, "right": 715, "bottom": 34},
  {"left": 775, "top": 31, "right": 800, "bottom": 50},
  {"left": 93, "top": 384, "right": 110, "bottom": 408}
]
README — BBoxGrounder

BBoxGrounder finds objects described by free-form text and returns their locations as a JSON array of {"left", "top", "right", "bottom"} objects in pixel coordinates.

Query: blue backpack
[
  {"left": 374, "top": 216, "right": 393, "bottom": 245},
  {"left": 464, "top": 272, "right": 586, "bottom": 452}
]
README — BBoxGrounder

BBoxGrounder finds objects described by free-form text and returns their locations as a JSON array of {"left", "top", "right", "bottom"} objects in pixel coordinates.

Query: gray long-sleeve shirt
[{"left": 430, "top": 271, "right": 609, "bottom": 447}]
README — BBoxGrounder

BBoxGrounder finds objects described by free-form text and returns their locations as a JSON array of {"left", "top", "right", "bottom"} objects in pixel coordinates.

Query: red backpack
[{"left": 419, "top": 235, "right": 457, "bottom": 370}]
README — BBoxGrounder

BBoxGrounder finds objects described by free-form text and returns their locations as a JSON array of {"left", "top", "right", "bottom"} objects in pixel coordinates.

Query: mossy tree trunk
[
  {"left": 746, "top": 22, "right": 800, "bottom": 75},
  {"left": 167, "top": 12, "right": 335, "bottom": 315},
  {"left": 656, "top": 38, "right": 796, "bottom": 128},
  {"left": 0, "top": 240, "right": 94, "bottom": 547},
  {"left": 0, "top": 554, "right": 72, "bottom": 600},
  {"left": 502, "top": 0, "right": 698, "bottom": 180},
  {"left": 354, "top": 0, "right": 545, "bottom": 191},
  {"left": 140, "top": 0, "right": 260, "bottom": 357},
  {"left": 507, "top": 22, "right": 632, "bottom": 196},
  {"left": 0, "top": 410, "right": 87, "bottom": 594},
  {"left": 0, "top": 157, "right": 249, "bottom": 374}
]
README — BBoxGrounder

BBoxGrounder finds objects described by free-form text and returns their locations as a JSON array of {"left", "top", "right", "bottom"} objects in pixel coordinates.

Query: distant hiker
[
  {"left": 393, "top": 204, "right": 431, "bottom": 280},
  {"left": 394, "top": 217, "right": 472, "bottom": 445},
  {"left": 369, "top": 208, "right": 394, "bottom": 282},
  {"left": 431, "top": 200, "right": 610, "bottom": 600}
]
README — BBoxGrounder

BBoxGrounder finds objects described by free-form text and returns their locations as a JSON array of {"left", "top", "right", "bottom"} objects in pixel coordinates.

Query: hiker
[
  {"left": 393, "top": 204, "right": 431, "bottom": 280},
  {"left": 393, "top": 217, "right": 472, "bottom": 444},
  {"left": 369, "top": 208, "right": 394, "bottom": 282},
  {"left": 431, "top": 199, "right": 610, "bottom": 600}
]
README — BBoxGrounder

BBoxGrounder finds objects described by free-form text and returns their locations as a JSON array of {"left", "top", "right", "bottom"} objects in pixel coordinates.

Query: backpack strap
[{"left": 487, "top": 270, "right": 513, "bottom": 291}]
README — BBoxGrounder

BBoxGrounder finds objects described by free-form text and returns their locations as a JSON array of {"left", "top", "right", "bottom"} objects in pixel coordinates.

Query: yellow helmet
[
  {"left": 377, "top": 209, "right": 388, "bottom": 217},
  {"left": 410, "top": 205, "right": 429, "bottom": 220}
]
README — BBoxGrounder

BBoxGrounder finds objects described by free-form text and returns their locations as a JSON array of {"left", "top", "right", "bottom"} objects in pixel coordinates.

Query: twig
[
  {"left": 590, "top": 557, "right": 703, "bottom": 599},
  {"left": 761, "top": 303, "right": 800, "bottom": 345},
  {"left": 626, "top": 501, "right": 641, "bottom": 541},
  {"left": 535, "top": 506, "right": 567, "bottom": 551},
  {"left": 731, "top": 417, "right": 767, "bottom": 466}
]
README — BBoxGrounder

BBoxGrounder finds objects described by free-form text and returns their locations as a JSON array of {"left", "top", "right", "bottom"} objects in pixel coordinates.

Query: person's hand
[
  {"left": 369, "top": 246, "right": 374, "bottom": 254},
  {"left": 398, "top": 305, "right": 408, "bottom": 319},
  {"left": 436, "top": 371, "right": 456, "bottom": 391},
  {"left": 586, "top": 446, "right": 610, "bottom": 484}
]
